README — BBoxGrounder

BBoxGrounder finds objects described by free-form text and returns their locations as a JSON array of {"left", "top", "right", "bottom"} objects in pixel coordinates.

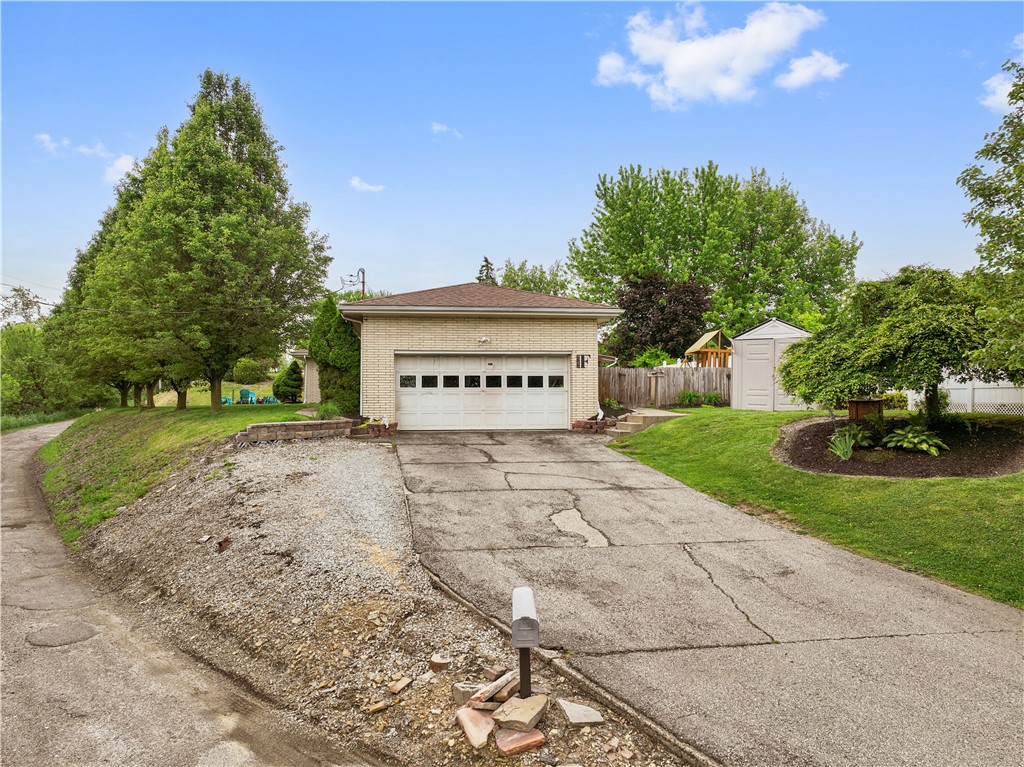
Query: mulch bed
[{"left": 776, "top": 416, "right": 1024, "bottom": 479}]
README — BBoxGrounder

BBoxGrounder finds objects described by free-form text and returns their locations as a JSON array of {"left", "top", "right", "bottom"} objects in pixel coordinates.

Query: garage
[
  {"left": 338, "top": 282, "right": 621, "bottom": 431},
  {"left": 396, "top": 354, "right": 569, "bottom": 430}
]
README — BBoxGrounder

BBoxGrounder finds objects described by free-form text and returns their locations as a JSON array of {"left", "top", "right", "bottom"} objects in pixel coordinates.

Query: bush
[
  {"left": 629, "top": 347, "right": 673, "bottom": 369},
  {"left": 703, "top": 391, "right": 723, "bottom": 407},
  {"left": 834, "top": 423, "right": 873, "bottom": 448},
  {"left": 317, "top": 402, "right": 341, "bottom": 420},
  {"left": 677, "top": 389, "right": 701, "bottom": 407},
  {"left": 232, "top": 357, "right": 267, "bottom": 385},
  {"left": 273, "top": 360, "right": 303, "bottom": 403},
  {"left": 882, "top": 390, "right": 908, "bottom": 410},
  {"left": 602, "top": 397, "right": 622, "bottom": 410}
]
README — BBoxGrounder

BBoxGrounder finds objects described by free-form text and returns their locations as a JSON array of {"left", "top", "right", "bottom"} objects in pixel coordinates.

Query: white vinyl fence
[{"left": 909, "top": 377, "right": 1024, "bottom": 416}]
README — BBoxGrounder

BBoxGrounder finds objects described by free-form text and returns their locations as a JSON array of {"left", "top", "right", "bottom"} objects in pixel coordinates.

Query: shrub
[
  {"left": 864, "top": 412, "right": 888, "bottom": 439},
  {"left": 629, "top": 347, "right": 673, "bottom": 369},
  {"left": 273, "top": 360, "right": 303, "bottom": 403},
  {"left": 828, "top": 431, "right": 856, "bottom": 460},
  {"left": 882, "top": 390, "right": 908, "bottom": 410},
  {"left": 602, "top": 397, "right": 622, "bottom": 410},
  {"left": 703, "top": 391, "right": 723, "bottom": 406},
  {"left": 834, "top": 423, "right": 874, "bottom": 448},
  {"left": 883, "top": 426, "right": 948, "bottom": 457},
  {"left": 317, "top": 402, "right": 341, "bottom": 420},
  {"left": 677, "top": 389, "right": 701, "bottom": 407},
  {"left": 232, "top": 357, "right": 266, "bottom": 385}
]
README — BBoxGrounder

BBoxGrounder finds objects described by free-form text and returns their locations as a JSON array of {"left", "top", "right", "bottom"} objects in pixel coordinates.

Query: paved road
[
  {"left": 1, "top": 422, "right": 372, "bottom": 767},
  {"left": 398, "top": 430, "right": 1024, "bottom": 767}
]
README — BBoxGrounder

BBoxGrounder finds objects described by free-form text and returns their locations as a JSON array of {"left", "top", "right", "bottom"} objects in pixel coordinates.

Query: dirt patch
[
  {"left": 775, "top": 416, "right": 1024, "bottom": 479},
  {"left": 69, "top": 438, "right": 684, "bottom": 766}
]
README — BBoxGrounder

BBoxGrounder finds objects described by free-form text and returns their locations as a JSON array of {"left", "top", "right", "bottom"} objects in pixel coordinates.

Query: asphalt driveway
[{"left": 397, "top": 430, "right": 1024, "bottom": 767}]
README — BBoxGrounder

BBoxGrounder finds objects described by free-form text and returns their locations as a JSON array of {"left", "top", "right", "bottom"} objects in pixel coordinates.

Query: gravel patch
[{"left": 75, "top": 436, "right": 685, "bottom": 766}]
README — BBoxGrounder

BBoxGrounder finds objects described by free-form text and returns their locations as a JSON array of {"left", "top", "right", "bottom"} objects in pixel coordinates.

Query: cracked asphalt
[{"left": 396, "top": 430, "right": 1024, "bottom": 767}]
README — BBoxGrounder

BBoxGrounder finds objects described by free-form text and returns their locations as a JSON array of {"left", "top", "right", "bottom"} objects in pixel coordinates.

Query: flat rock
[
  {"left": 456, "top": 706, "right": 494, "bottom": 749},
  {"left": 26, "top": 622, "right": 98, "bottom": 648},
  {"left": 483, "top": 664, "right": 508, "bottom": 680},
  {"left": 493, "top": 694, "right": 548, "bottom": 732},
  {"left": 495, "top": 727, "right": 546, "bottom": 756},
  {"left": 389, "top": 677, "right": 411, "bottom": 694},
  {"left": 468, "top": 700, "right": 501, "bottom": 711},
  {"left": 556, "top": 698, "right": 604, "bottom": 727},
  {"left": 494, "top": 677, "right": 520, "bottom": 702},
  {"left": 452, "top": 681, "right": 478, "bottom": 705}
]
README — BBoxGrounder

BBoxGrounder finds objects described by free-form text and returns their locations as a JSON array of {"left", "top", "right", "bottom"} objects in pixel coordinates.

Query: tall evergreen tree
[
  {"left": 476, "top": 256, "right": 497, "bottom": 286},
  {"left": 309, "top": 295, "right": 360, "bottom": 413}
]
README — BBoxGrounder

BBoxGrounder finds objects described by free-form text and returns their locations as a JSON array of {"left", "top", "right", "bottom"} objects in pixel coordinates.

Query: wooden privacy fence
[{"left": 599, "top": 367, "right": 731, "bottom": 408}]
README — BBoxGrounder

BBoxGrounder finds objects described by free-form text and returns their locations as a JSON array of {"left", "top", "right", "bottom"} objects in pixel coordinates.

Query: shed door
[
  {"left": 396, "top": 355, "right": 569, "bottom": 430},
  {"left": 739, "top": 340, "right": 774, "bottom": 410}
]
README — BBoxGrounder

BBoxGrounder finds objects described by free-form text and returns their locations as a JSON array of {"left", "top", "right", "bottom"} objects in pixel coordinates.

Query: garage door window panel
[
  {"left": 548, "top": 375, "right": 564, "bottom": 388},
  {"left": 443, "top": 375, "right": 460, "bottom": 388},
  {"left": 422, "top": 375, "right": 438, "bottom": 388},
  {"left": 399, "top": 375, "right": 416, "bottom": 388},
  {"left": 507, "top": 375, "right": 523, "bottom": 388},
  {"left": 528, "top": 376, "right": 544, "bottom": 388},
  {"left": 486, "top": 375, "right": 502, "bottom": 388},
  {"left": 464, "top": 376, "right": 481, "bottom": 388}
]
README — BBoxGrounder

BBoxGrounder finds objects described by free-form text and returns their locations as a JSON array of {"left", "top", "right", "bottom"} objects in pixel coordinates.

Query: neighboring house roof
[
  {"left": 731, "top": 317, "right": 810, "bottom": 341},
  {"left": 341, "top": 282, "right": 622, "bottom": 320}
]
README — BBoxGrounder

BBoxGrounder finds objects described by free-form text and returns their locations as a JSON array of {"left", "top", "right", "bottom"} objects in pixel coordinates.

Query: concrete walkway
[
  {"left": 1, "top": 422, "right": 371, "bottom": 767},
  {"left": 397, "top": 430, "right": 1024, "bottom": 767}
]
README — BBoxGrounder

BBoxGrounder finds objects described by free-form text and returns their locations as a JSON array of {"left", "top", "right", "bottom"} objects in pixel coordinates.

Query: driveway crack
[{"left": 683, "top": 544, "right": 777, "bottom": 643}]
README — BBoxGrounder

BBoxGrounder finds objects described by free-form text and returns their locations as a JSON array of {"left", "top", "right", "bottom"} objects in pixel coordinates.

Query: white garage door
[{"left": 396, "top": 355, "right": 569, "bottom": 430}]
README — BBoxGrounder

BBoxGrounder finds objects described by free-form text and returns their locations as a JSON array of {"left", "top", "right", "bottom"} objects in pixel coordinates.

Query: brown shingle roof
[{"left": 342, "top": 282, "right": 618, "bottom": 310}]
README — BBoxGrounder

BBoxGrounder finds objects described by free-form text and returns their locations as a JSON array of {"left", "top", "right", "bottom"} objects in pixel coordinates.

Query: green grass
[
  {"left": 613, "top": 408, "right": 1024, "bottom": 607},
  {"left": 39, "top": 405, "right": 309, "bottom": 545},
  {"left": 1, "top": 408, "right": 92, "bottom": 434},
  {"left": 152, "top": 378, "right": 280, "bottom": 407}
]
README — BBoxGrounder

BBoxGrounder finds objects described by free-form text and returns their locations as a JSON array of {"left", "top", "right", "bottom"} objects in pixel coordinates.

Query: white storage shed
[{"left": 731, "top": 318, "right": 811, "bottom": 411}]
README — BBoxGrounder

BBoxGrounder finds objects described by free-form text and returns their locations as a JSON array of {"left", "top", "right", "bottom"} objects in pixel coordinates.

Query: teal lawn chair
[
  {"left": 263, "top": 395, "right": 279, "bottom": 405},
  {"left": 239, "top": 389, "right": 257, "bottom": 404},
  {"left": 220, "top": 396, "right": 233, "bottom": 406}
]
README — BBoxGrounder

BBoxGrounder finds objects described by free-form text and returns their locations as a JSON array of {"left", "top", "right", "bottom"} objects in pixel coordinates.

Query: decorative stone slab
[
  {"left": 452, "top": 681, "right": 478, "bottom": 705},
  {"left": 556, "top": 698, "right": 604, "bottom": 727},
  {"left": 495, "top": 727, "right": 546, "bottom": 756},
  {"left": 456, "top": 706, "right": 494, "bottom": 749},
  {"left": 470, "top": 670, "right": 517, "bottom": 703},
  {"left": 494, "top": 677, "right": 520, "bottom": 702},
  {"left": 493, "top": 694, "right": 548, "bottom": 732}
]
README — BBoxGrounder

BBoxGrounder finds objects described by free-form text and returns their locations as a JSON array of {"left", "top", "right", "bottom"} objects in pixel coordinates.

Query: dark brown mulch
[{"left": 776, "top": 416, "right": 1024, "bottom": 479}]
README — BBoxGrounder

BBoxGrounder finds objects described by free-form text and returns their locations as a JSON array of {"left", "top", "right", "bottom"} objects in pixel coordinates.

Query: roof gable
[{"left": 732, "top": 317, "right": 811, "bottom": 341}]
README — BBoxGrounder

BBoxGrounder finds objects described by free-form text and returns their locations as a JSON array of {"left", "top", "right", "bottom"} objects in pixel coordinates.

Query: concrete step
[{"left": 612, "top": 420, "right": 646, "bottom": 433}]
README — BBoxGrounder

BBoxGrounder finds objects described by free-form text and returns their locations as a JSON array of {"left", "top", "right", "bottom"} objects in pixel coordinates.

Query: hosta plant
[
  {"left": 834, "top": 424, "right": 874, "bottom": 448},
  {"left": 883, "top": 426, "right": 949, "bottom": 457}
]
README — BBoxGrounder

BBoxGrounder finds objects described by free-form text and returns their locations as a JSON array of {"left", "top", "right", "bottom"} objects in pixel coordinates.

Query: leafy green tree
[
  {"left": 476, "top": 256, "right": 497, "bottom": 286},
  {"left": 308, "top": 295, "right": 360, "bottom": 412},
  {"left": 779, "top": 266, "right": 1001, "bottom": 423},
  {"left": 273, "top": 359, "right": 303, "bottom": 403},
  {"left": 232, "top": 357, "right": 268, "bottom": 385},
  {"left": 628, "top": 347, "right": 674, "bottom": 369},
  {"left": 498, "top": 259, "right": 569, "bottom": 296},
  {"left": 568, "top": 163, "right": 859, "bottom": 335},
  {"left": 1, "top": 287, "right": 43, "bottom": 325},
  {"left": 958, "top": 60, "right": 1024, "bottom": 379},
  {"left": 606, "top": 274, "right": 710, "bottom": 362},
  {"left": 102, "top": 70, "right": 330, "bottom": 411}
]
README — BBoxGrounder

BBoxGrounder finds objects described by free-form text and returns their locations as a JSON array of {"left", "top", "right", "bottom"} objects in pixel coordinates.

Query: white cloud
[
  {"left": 596, "top": 2, "right": 846, "bottom": 108},
  {"left": 104, "top": 154, "right": 135, "bottom": 183},
  {"left": 349, "top": 176, "right": 385, "bottom": 193},
  {"left": 431, "top": 122, "right": 463, "bottom": 139},
  {"left": 775, "top": 50, "right": 849, "bottom": 90},
  {"left": 75, "top": 141, "right": 113, "bottom": 158},
  {"left": 1014, "top": 32, "right": 1023, "bottom": 51},
  {"left": 34, "top": 133, "right": 70, "bottom": 155},
  {"left": 979, "top": 72, "right": 1013, "bottom": 114}
]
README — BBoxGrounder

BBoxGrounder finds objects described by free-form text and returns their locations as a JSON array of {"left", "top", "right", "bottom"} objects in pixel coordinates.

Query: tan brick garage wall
[{"left": 359, "top": 315, "right": 601, "bottom": 427}]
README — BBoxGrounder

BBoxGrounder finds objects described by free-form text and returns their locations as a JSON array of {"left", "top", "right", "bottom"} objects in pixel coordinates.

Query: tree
[
  {"left": 957, "top": 60, "right": 1024, "bottom": 379},
  {"left": 779, "top": 266, "right": 999, "bottom": 423},
  {"left": 605, "top": 274, "right": 711, "bottom": 362},
  {"left": 273, "top": 359, "right": 303, "bottom": 403},
  {"left": 99, "top": 70, "right": 330, "bottom": 411},
  {"left": 498, "top": 259, "right": 569, "bottom": 296},
  {"left": 476, "top": 256, "right": 497, "bottom": 286},
  {"left": 308, "top": 295, "right": 360, "bottom": 413},
  {"left": 1, "top": 287, "right": 43, "bottom": 325},
  {"left": 567, "top": 163, "right": 859, "bottom": 335}
]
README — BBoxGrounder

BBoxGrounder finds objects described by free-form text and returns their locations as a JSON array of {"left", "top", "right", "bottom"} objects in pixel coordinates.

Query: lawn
[
  {"left": 152, "top": 377, "right": 279, "bottom": 407},
  {"left": 1, "top": 408, "right": 92, "bottom": 434},
  {"left": 613, "top": 407, "right": 1024, "bottom": 608},
  {"left": 39, "top": 405, "right": 309, "bottom": 544}
]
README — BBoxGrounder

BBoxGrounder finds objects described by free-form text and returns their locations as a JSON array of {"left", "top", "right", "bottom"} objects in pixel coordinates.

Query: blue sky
[{"left": 3, "top": 2, "right": 1021, "bottom": 303}]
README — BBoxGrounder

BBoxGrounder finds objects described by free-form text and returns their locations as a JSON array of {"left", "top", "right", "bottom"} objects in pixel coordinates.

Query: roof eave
[{"left": 340, "top": 305, "right": 623, "bottom": 321}]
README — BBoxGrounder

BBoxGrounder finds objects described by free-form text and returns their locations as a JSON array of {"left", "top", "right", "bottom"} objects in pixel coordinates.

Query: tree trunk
[
  {"left": 116, "top": 384, "right": 130, "bottom": 408},
  {"left": 145, "top": 382, "right": 156, "bottom": 409},
  {"left": 210, "top": 378, "right": 222, "bottom": 412},
  {"left": 133, "top": 384, "right": 142, "bottom": 408},
  {"left": 176, "top": 390, "right": 188, "bottom": 410},
  {"left": 924, "top": 383, "right": 941, "bottom": 424}
]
